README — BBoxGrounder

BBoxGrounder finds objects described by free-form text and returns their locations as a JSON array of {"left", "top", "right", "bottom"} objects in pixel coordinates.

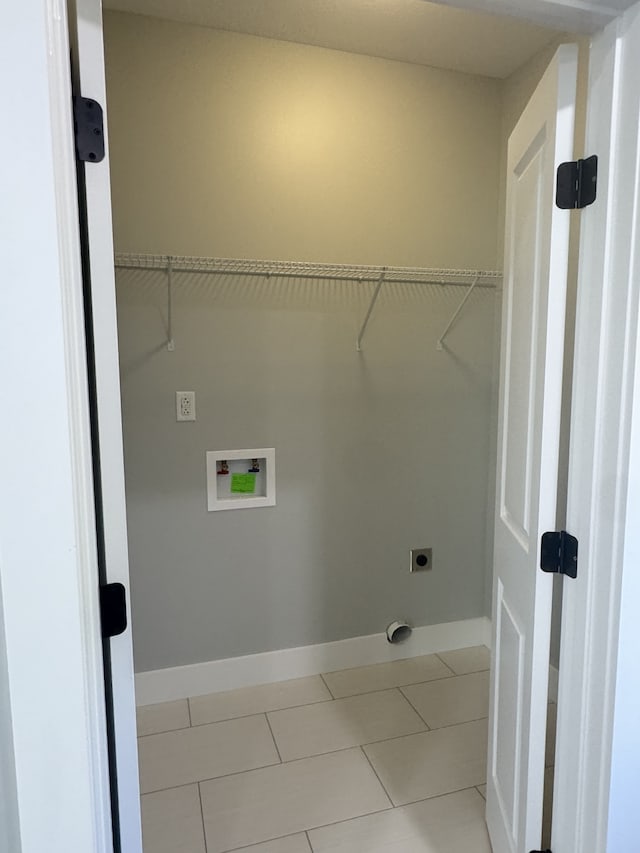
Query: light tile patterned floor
[{"left": 137, "top": 646, "right": 493, "bottom": 853}]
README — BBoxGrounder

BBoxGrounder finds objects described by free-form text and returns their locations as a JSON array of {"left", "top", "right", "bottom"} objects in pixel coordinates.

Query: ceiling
[{"left": 103, "top": 0, "right": 567, "bottom": 79}]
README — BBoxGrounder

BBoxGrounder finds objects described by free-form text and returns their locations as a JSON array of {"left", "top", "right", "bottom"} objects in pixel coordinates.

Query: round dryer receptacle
[{"left": 386, "top": 620, "right": 412, "bottom": 644}]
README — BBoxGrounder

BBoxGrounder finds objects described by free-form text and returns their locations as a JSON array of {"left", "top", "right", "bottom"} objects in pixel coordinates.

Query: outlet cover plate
[
  {"left": 176, "top": 391, "right": 196, "bottom": 421},
  {"left": 410, "top": 547, "right": 433, "bottom": 572}
]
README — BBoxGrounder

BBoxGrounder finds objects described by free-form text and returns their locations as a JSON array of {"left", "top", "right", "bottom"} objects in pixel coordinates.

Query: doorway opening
[{"left": 98, "top": 2, "right": 587, "bottom": 850}]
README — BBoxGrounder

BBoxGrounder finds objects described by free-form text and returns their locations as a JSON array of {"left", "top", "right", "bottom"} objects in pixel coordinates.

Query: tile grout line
[
  {"left": 359, "top": 745, "right": 395, "bottom": 808},
  {"left": 142, "top": 696, "right": 335, "bottom": 734},
  {"left": 139, "top": 718, "right": 489, "bottom": 796},
  {"left": 249, "top": 714, "right": 488, "bottom": 765},
  {"left": 318, "top": 670, "right": 482, "bottom": 701},
  {"left": 223, "top": 831, "right": 316, "bottom": 853},
  {"left": 140, "top": 756, "right": 282, "bottom": 796},
  {"left": 137, "top": 723, "right": 191, "bottom": 738},
  {"left": 229, "top": 784, "right": 489, "bottom": 847},
  {"left": 318, "top": 671, "right": 336, "bottom": 699},
  {"left": 197, "top": 781, "right": 209, "bottom": 853},
  {"left": 301, "top": 802, "right": 396, "bottom": 840},
  {"left": 391, "top": 782, "right": 489, "bottom": 809},
  {"left": 187, "top": 697, "right": 193, "bottom": 727},
  {"left": 397, "top": 686, "right": 432, "bottom": 731},
  {"left": 148, "top": 783, "right": 488, "bottom": 851},
  {"left": 302, "top": 784, "right": 489, "bottom": 837},
  {"left": 434, "top": 714, "right": 488, "bottom": 732},
  {"left": 434, "top": 651, "right": 458, "bottom": 676},
  {"left": 264, "top": 712, "right": 283, "bottom": 763}
]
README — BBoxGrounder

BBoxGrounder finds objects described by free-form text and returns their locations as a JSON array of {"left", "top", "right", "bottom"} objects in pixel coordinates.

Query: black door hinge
[
  {"left": 100, "top": 583, "right": 128, "bottom": 638},
  {"left": 556, "top": 155, "right": 597, "bottom": 209},
  {"left": 530, "top": 849, "right": 552, "bottom": 853},
  {"left": 540, "top": 530, "right": 578, "bottom": 579},
  {"left": 73, "top": 96, "right": 105, "bottom": 163}
]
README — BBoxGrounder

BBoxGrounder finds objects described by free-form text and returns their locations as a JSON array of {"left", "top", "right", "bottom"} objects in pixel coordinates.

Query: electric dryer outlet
[{"left": 410, "top": 547, "right": 433, "bottom": 572}]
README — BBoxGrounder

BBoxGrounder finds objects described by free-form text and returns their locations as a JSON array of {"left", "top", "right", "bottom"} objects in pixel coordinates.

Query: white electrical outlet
[{"left": 176, "top": 391, "right": 196, "bottom": 422}]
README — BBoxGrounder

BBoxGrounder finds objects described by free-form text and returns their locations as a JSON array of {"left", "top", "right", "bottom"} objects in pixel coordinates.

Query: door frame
[
  {"left": 553, "top": 5, "right": 640, "bottom": 851},
  {"left": 2, "top": 1, "right": 640, "bottom": 851},
  {"left": 0, "top": 2, "right": 114, "bottom": 852},
  {"left": 68, "top": 0, "right": 143, "bottom": 848}
]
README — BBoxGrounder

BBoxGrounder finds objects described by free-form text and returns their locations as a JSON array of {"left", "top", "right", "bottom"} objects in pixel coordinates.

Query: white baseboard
[{"left": 135, "top": 616, "right": 491, "bottom": 706}]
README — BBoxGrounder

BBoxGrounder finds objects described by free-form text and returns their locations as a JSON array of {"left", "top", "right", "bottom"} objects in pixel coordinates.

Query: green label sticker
[{"left": 230, "top": 473, "right": 257, "bottom": 494}]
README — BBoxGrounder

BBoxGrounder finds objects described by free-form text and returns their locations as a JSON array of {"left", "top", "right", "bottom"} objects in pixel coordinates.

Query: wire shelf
[
  {"left": 115, "top": 253, "right": 502, "bottom": 288},
  {"left": 114, "top": 253, "right": 502, "bottom": 352}
]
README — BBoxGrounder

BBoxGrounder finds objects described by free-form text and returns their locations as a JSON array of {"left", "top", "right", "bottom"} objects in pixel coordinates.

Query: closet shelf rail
[{"left": 114, "top": 253, "right": 502, "bottom": 351}]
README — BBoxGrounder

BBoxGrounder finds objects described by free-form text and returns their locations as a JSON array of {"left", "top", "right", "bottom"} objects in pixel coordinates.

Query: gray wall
[
  {"left": 105, "top": 11, "right": 502, "bottom": 673},
  {"left": 118, "top": 272, "right": 497, "bottom": 672}
]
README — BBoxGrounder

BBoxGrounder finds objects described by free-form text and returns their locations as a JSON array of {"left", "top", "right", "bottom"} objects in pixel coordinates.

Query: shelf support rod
[
  {"left": 356, "top": 268, "right": 387, "bottom": 352},
  {"left": 436, "top": 274, "right": 480, "bottom": 351},
  {"left": 167, "top": 256, "right": 175, "bottom": 351}
]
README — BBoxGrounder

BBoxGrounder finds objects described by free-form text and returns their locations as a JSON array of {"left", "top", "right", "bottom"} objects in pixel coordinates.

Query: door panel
[
  {"left": 487, "top": 44, "right": 577, "bottom": 853},
  {"left": 493, "top": 584, "right": 524, "bottom": 839}
]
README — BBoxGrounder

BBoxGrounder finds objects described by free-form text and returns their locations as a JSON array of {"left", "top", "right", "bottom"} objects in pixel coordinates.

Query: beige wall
[{"left": 104, "top": 11, "right": 502, "bottom": 270}]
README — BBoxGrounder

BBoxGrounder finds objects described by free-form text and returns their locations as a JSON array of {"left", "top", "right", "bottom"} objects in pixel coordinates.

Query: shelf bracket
[
  {"left": 167, "top": 256, "right": 175, "bottom": 351},
  {"left": 436, "top": 275, "right": 480, "bottom": 351},
  {"left": 356, "top": 268, "right": 387, "bottom": 352}
]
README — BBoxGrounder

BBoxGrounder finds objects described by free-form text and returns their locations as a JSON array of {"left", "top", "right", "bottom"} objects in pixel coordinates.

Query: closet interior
[{"left": 102, "top": 3, "right": 587, "bottom": 850}]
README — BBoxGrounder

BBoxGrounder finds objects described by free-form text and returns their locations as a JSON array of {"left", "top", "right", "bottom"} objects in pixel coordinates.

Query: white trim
[
  {"left": 206, "top": 448, "right": 276, "bottom": 511},
  {"left": 68, "top": 3, "right": 143, "bottom": 851},
  {"left": 48, "top": 1, "right": 114, "bottom": 850},
  {"left": 135, "top": 617, "right": 491, "bottom": 705},
  {"left": 607, "top": 218, "right": 640, "bottom": 848},
  {"left": 0, "top": 2, "right": 112, "bottom": 851},
  {"left": 554, "top": 6, "right": 640, "bottom": 852}
]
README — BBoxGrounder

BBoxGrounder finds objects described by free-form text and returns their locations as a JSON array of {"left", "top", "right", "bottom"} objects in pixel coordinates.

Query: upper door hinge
[
  {"left": 540, "top": 530, "right": 578, "bottom": 579},
  {"left": 73, "top": 96, "right": 105, "bottom": 163},
  {"left": 556, "top": 155, "right": 598, "bottom": 209},
  {"left": 100, "top": 582, "right": 128, "bottom": 638}
]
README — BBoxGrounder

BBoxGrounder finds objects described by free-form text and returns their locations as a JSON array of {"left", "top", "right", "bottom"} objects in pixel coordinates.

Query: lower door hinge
[
  {"left": 100, "top": 582, "right": 128, "bottom": 638},
  {"left": 73, "top": 95, "right": 105, "bottom": 163},
  {"left": 540, "top": 530, "right": 578, "bottom": 579},
  {"left": 556, "top": 154, "right": 597, "bottom": 209}
]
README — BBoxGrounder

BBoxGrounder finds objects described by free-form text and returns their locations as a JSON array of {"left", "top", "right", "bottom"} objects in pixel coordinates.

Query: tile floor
[{"left": 137, "top": 646, "right": 495, "bottom": 853}]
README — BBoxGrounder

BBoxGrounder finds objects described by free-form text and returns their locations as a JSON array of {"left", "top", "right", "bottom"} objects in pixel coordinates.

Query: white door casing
[
  {"left": 554, "top": 4, "right": 640, "bottom": 851},
  {"left": 1, "top": 1, "right": 114, "bottom": 851},
  {"left": 67, "top": 1, "right": 143, "bottom": 851},
  {"left": 487, "top": 44, "right": 577, "bottom": 853}
]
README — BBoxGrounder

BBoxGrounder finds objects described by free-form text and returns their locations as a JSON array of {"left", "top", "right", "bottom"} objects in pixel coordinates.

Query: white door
[
  {"left": 487, "top": 45, "right": 577, "bottom": 853},
  {"left": 67, "top": 1, "right": 143, "bottom": 851}
]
